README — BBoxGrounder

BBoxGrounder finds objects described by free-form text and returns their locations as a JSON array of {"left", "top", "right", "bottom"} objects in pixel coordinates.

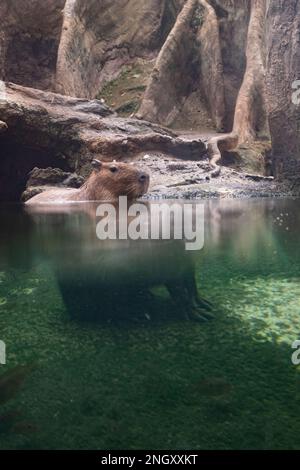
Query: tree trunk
[
  {"left": 207, "top": 0, "right": 269, "bottom": 176},
  {"left": 233, "top": 0, "right": 268, "bottom": 144}
]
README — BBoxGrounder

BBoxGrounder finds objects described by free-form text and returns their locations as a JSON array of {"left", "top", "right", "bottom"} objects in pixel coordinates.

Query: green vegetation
[
  {"left": 115, "top": 100, "right": 140, "bottom": 115},
  {"left": 96, "top": 61, "right": 152, "bottom": 116},
  {"left": 190, "top": 5, "right": 205, "bottom": 31}
]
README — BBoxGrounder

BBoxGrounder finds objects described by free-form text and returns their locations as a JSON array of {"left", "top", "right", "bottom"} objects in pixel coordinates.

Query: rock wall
[
  {"left": 137, "top": 0, "right": 253, "bottom": 131},
  {"left": 265, "top": 0, "right": 300, "bottom": 181},
  {"left": 55, "top": 0, "right": 182, "bottom": 98},
  {"left": 215, "top": 0, "right": 251, "bottom": 130},
  {"left": 0, "top": 0, "right": 249, "bottom": 133},
  {"left": 0, "top": 0, "right": 65, "bottom": 90},
  {"left": 0, "top": 0, "right": 300, "bottom": 185}
]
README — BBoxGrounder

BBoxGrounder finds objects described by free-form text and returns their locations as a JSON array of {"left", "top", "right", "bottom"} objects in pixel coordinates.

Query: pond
[{"left": 0, "top": 198, "right": 300, "bottom": 450}]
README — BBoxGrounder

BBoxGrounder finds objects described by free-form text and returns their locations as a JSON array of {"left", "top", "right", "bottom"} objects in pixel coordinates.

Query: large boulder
[
  {"left": 0, "top": 0, "right": 65, "bottom": 90},
  {"left": 265, "top": 0, "right": 300, "bottom": 181},
  {"left": 0, "top": 81, "right": 206, "bottom": 201}
]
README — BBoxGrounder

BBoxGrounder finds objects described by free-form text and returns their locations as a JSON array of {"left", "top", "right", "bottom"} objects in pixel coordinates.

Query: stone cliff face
[
  {"left": 138, "top": 0, "right": 252, "bottom": 132},
  {"left": 0, "top": 0, "right": 299, "bottom": 201},
  {"left": 56, "top": 0, "right": 184, "bottom": 99},
  {"left": 0, "top": 0, "right": 65, "bottom": 90},
  {"left": 266, "top": 0, "right": 300, "bottom": 182},
  {"left": 0, "top": 0, "right": 263, "bottom": 132}
]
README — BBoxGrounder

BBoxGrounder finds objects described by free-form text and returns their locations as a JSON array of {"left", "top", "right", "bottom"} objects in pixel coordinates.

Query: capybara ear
[{"left": 91, "top": 159, "right": 102, "bottom": 171}]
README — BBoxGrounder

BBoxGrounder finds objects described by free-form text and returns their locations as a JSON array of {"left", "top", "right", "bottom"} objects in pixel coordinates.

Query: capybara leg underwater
[
  {"left": 166, "top": 281, "right": 214, "bottom": 323},
  {"left": 184, "top": 273, "right": 215, "bottom": 321}
]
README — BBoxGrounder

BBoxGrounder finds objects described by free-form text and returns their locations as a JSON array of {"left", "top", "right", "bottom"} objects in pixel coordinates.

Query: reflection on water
[{"left": 0, "top": 199, "right": 300, "bottom": 449}]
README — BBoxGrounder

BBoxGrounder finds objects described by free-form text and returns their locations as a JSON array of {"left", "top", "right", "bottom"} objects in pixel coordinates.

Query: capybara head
[{"left": 84, "top": 159, "right": 150, "bottom": 200}]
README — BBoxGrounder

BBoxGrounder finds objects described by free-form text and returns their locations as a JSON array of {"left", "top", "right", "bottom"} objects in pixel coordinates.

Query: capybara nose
[{"left": 139, "top": 172, "right": 149, "bottom": 183}]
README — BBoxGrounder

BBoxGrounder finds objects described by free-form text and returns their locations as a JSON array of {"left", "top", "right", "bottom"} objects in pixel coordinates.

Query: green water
[{"left": 1, "top": 198, "right": 300, "bottom": 450}]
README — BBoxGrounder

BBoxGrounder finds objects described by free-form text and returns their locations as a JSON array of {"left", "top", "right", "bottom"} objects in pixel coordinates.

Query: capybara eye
[{"left": 110, "top": 166, "right": 118, "bottom": 173}]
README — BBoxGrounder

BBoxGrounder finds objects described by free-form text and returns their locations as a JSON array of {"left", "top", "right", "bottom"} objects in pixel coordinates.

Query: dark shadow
[{"left": 0, "top": 131, "right": 72, "bottom": 202}]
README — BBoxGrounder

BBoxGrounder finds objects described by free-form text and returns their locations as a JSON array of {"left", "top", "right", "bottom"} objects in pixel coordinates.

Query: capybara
[
  {"left": 26, "top": 159, "right": 150, "bottom": 204},
  {"left": 25, "top": 202, "right": 214, "bottom": 323}
]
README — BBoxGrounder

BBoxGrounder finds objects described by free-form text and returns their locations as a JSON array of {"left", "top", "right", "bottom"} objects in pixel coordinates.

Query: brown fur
[{"left": 26, "top": 161, "right": 150, "bottom": 204}]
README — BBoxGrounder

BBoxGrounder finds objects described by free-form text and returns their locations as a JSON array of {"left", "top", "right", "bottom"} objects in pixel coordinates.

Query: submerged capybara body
[
  {"left": 57, "top": 240, "right": 213, "bottom": 323},
  {"left": 26, "top": 160, "right": 150, "bottom": 204},
  {"left": 27, "top": 203, "right": 214, "bottom": 323}
]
